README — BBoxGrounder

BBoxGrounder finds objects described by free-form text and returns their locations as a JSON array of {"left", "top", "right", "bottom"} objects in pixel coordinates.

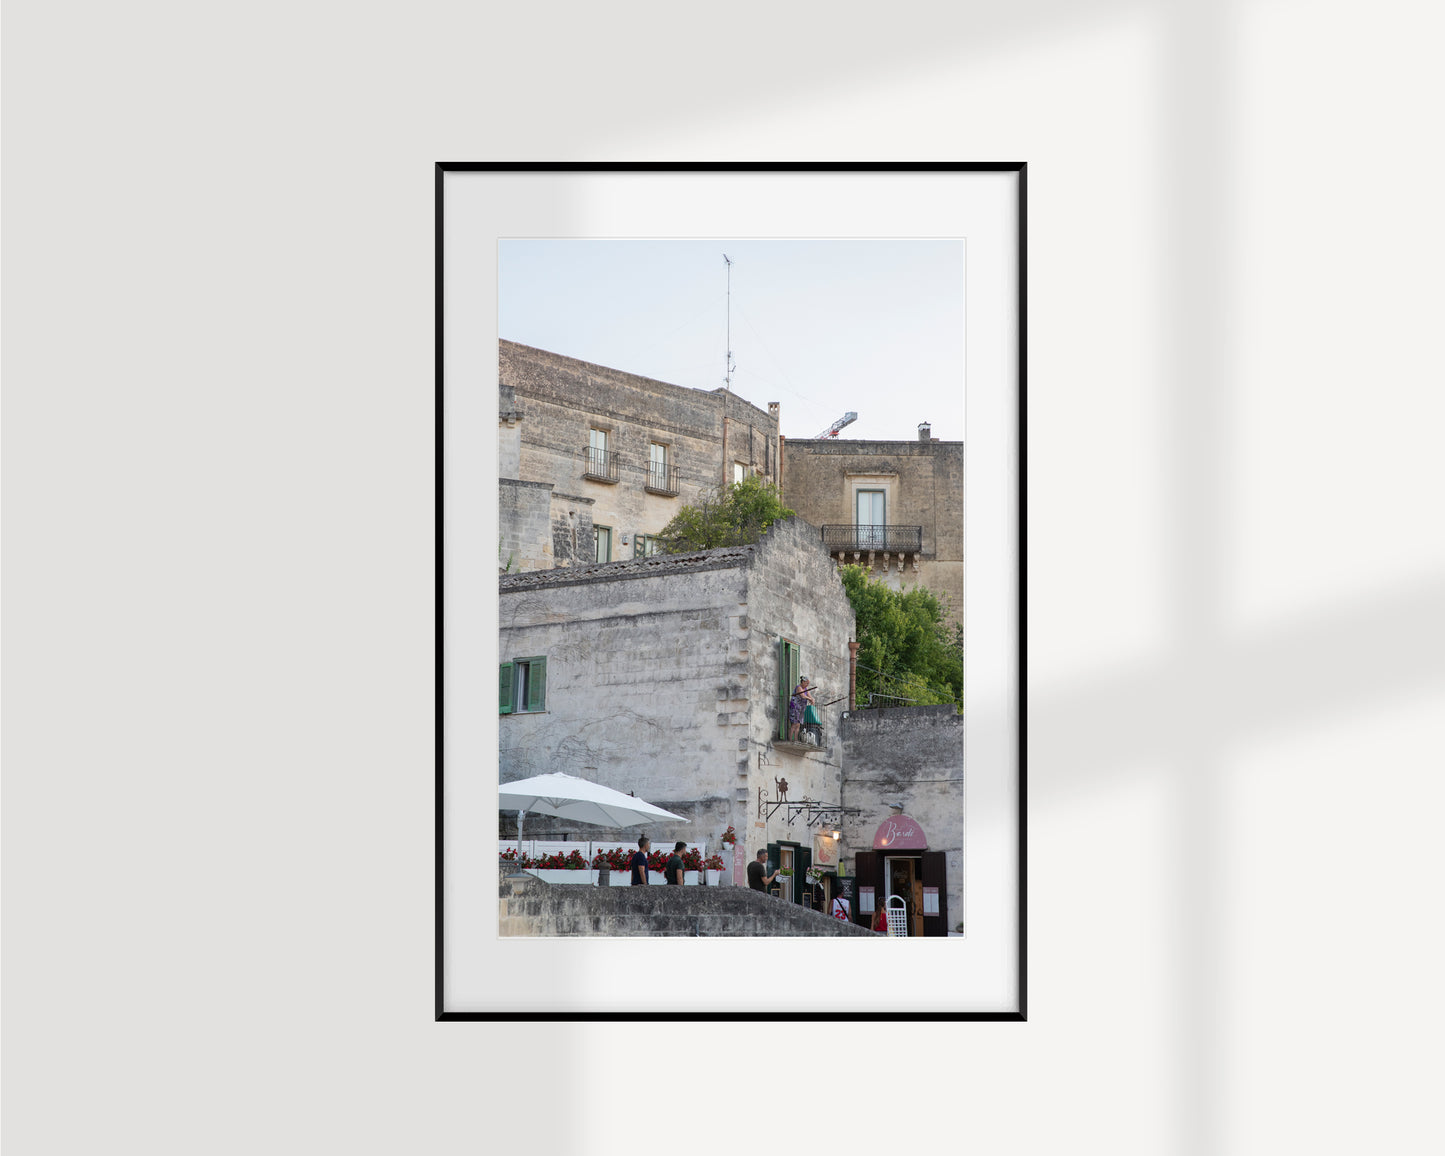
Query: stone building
[
  {"left": 835, "top": 705, "right": 964, "bottom": 937},
  {"left": 499, "top": 341, "right": 781, "bottom": 572},
  {"left": 781, "top": 425, "right": 963, "bottom": 627},
  {"left": 498, "top": 515, "right": 854, "bottom": 904}
]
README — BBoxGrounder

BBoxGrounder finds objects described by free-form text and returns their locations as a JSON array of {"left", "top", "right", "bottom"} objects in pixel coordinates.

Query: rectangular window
[
  {"left": 733, "top": 461, "right": 747, "bottom": 485},
  {"left": 594, "top": 525, "right": 612, "bottom": 562},
  {"left": 856, "top": 489, "right": 885, "bottom": 549},
  {"left": 633, "top": 534, "right": 663, "bottom": 558},
  {"left": 500, "top": 656, "right": 547, "bottom": 714}
]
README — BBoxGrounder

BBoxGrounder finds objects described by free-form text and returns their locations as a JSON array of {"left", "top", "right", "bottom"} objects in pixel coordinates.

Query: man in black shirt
[
  {"left": 746, "top": 848, "right": 778, "bottom": 892},
  {"left": 629, "top": 835, "right": 651, "bottom": 885},
  {"left": 665, "top": 841, "right": 686, "bottom": 885}
]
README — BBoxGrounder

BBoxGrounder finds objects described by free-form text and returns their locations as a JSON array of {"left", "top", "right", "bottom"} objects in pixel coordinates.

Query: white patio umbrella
[{"left": 499, "top": 773, "right": 689, "bottom": 867}]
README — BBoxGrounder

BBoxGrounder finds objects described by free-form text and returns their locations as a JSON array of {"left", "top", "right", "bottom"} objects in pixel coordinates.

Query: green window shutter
[
  {"left": 777, "top": 638, "right": 800, "bottom": 739},
  {"left": 526, "top": 656, "right": 547, "bottom": 712},
  {"left": 777, "top": 640, "right": 788, "bottom": 739},
  {"left": 499, "top": 662, "right": 514, "bottom": 715},
  {"left": 767, "top": 842, "right": 780, "bottom": 896}
]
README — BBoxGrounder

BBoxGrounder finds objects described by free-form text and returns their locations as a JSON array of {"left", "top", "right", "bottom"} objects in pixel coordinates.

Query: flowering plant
[
  {"left": 531, "top": 849, "right": 590, "bottom": 870},
  {"left": 681, "top": 847, "right": 704, "bottom": 871},
  {"left": 593, "top": 846, "right": 634, "bottom": 870},
  {"left": 719, "top": 825, "right": 738, "bottom": 847},
  {"left": 805, "top": 865, "right": 826, "bottom": 883},
  {"left": 703, "top": 853, "right": 726, "bottom": 871}
]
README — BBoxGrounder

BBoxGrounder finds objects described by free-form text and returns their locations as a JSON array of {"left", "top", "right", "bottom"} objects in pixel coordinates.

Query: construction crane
[{"left": 813, "top": 412, "right": 858, "bottom": 439}]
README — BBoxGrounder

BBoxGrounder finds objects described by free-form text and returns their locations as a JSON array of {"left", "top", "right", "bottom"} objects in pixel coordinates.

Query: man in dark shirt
[
  {"left": 629, "top": 835, "right": 651, "bottom": 885},
  {"left": 665, "top": 841, "right": 686, "bottom": 885},
  {"left": 746, "top": 848, "right": 778, "bottom": 892}
]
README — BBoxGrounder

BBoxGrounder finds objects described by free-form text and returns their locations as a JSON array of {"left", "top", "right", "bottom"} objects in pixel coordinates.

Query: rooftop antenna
[{"left": 722, "top": 253, "right": 735, "bottom": 391}]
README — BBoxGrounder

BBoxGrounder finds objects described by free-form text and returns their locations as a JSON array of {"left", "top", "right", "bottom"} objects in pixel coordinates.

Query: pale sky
[{"left": 498, "top": 239, "right": 964, "bottom": 443}]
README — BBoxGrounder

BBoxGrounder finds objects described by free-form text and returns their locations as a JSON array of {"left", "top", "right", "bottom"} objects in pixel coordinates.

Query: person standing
[
  {"left": 629, "top": 835, "right": 651, "bottom": 885},
  {"left": 788, "top": 677, "right": 815, "bottom": 742},
  {"left": 665, "top": 841, "right": 686, "bottom": 885},
  {"left": 746, "top": 848, "right": 778, "bottom": 892}
]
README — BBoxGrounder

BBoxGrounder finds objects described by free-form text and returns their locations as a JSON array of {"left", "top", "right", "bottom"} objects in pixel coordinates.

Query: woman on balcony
[{"left": 788, "top": 677, "right": 817, "bottom": 742}]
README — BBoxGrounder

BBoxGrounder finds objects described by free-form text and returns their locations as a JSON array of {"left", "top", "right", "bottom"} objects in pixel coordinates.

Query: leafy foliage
[
  {"left": 655, "top": 475, "right": 795, "bottom": 553},
  {"left": 839, "top": 565, "right": 962, "bottom": 710}
]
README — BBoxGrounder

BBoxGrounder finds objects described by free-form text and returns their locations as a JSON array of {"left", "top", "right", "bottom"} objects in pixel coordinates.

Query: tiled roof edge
[{"left": 499, "top": 544, "right": 757, "bottom": 591}]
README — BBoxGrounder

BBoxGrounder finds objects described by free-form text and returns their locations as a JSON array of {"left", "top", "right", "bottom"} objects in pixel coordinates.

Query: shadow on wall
[{"left": 485, "top": 5, "right": 1445, "bottom": 1151}]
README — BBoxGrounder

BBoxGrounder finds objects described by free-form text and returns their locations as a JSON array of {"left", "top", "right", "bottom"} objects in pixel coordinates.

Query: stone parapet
[{"left": 498, "top": 875, "right": 876, "bottom": 937}]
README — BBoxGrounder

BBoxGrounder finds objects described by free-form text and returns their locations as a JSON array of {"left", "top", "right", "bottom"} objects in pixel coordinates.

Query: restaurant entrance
[{"left": 851, "top": 814, "right": 949, "bottom": 937}]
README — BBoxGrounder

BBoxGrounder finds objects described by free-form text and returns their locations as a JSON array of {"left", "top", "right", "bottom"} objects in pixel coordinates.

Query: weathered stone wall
[
  {"left": 498, "top": 520, "right": 855, "bottom": 863},
  {"left": 498, "top": 478, "right": 554, "bottom": 572},
  {"left": 499, "top": 381, "right": 522, "bottom": 480},
  {"left": 781, "top": 438, "right": 963, "bottom": 623},
  {"left": 548, "top": 491, "right": 595, "bottom": 567},
  {"left": 501, "top": 341, "right": 780, "bottom": 569},
  {"left": 500, "top": 555, "right": 751, "bottom": 847},
  {"left": 838, "top": 705, "right": 964, "bottom": 930},
  {"left": 499, "top": 874, "right": 876, "bottom": 937},
  {"left": 743, "top": 516, "right": 855, "bottom": 858}
]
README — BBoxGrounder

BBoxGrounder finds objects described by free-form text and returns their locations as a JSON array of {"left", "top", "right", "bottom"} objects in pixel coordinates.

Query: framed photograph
[{"left": 438, "top": 163, "right": 1025, "bottom": 1019}]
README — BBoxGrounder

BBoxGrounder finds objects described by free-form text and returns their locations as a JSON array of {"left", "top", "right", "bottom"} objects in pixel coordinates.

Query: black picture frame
[{"left": 436, "top": 162, "right": 1026, "bottom": 1021}]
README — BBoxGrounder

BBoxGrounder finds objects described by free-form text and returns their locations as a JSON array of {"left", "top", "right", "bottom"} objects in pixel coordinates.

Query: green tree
[
  {"left": 839, "top": 564, "right": 962, "bottom": 710},
  {"left": 655, "top": 476, "right": 795, "bottom": 553}
]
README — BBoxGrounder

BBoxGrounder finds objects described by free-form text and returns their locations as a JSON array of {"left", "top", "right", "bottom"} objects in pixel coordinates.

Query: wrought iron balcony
[
  {"left": 645, "top": 462, "right": 679, "bottom": 496},
  {"left": 582, "top": 446, "right": 620, "bottom": 483},
  {"left": 821, "top": 524, "right": 924, "bottom": 554}
]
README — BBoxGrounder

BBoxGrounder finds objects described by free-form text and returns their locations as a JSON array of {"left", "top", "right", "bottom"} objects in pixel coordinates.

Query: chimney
[{"left": 917, "top": 421, "right": 931, "bottom": 443}]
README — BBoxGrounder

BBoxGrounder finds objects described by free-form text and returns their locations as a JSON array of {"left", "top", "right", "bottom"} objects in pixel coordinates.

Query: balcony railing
[
  {"left": 645, "top": 462, "right": 679, "bottom": 495},
  {"left": 582, "top": 447, "right": 620, "bottom": 483},
  {"left": 821, "top": 524, "right": 924, "bottom": 553}
]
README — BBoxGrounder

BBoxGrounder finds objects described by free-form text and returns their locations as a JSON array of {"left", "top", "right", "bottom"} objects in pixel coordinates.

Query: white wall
[{"left": 6, "top": 2, "right": 1443, "bottom": 1155}]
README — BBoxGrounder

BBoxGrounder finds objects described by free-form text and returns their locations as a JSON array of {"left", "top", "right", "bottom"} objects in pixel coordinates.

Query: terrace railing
[
  {"left": 820, "top": 524, "right": 924, "bottom": 554},
  {"left": 582, "top": 446, "right": 620, "bottom": 483},
  {"left": 644, "top": 462, "right": 679, "bottom": 495}
]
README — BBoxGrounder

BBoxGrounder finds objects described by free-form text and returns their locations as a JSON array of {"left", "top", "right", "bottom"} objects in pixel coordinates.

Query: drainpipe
[{"left": 848, "top": 640, "right": 859, "bottom": 710}]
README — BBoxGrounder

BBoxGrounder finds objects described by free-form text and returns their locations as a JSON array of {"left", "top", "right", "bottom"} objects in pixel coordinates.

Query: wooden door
[
  {"left": 921, "top": 850, "right": 949, "bottom": 937},
  {"left": 853, "top": 850, "right": 880, "bottom": 928}
]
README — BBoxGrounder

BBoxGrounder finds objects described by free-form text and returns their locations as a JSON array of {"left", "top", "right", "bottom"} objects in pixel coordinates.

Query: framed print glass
[{"left": 438, "top": 163, "right": 1025, "bottom": 1019}]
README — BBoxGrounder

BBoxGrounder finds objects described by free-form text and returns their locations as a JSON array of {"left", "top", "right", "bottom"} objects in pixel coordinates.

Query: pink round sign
[{"left": 872, "top": 814, "right": 928, "bottom": 850}]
